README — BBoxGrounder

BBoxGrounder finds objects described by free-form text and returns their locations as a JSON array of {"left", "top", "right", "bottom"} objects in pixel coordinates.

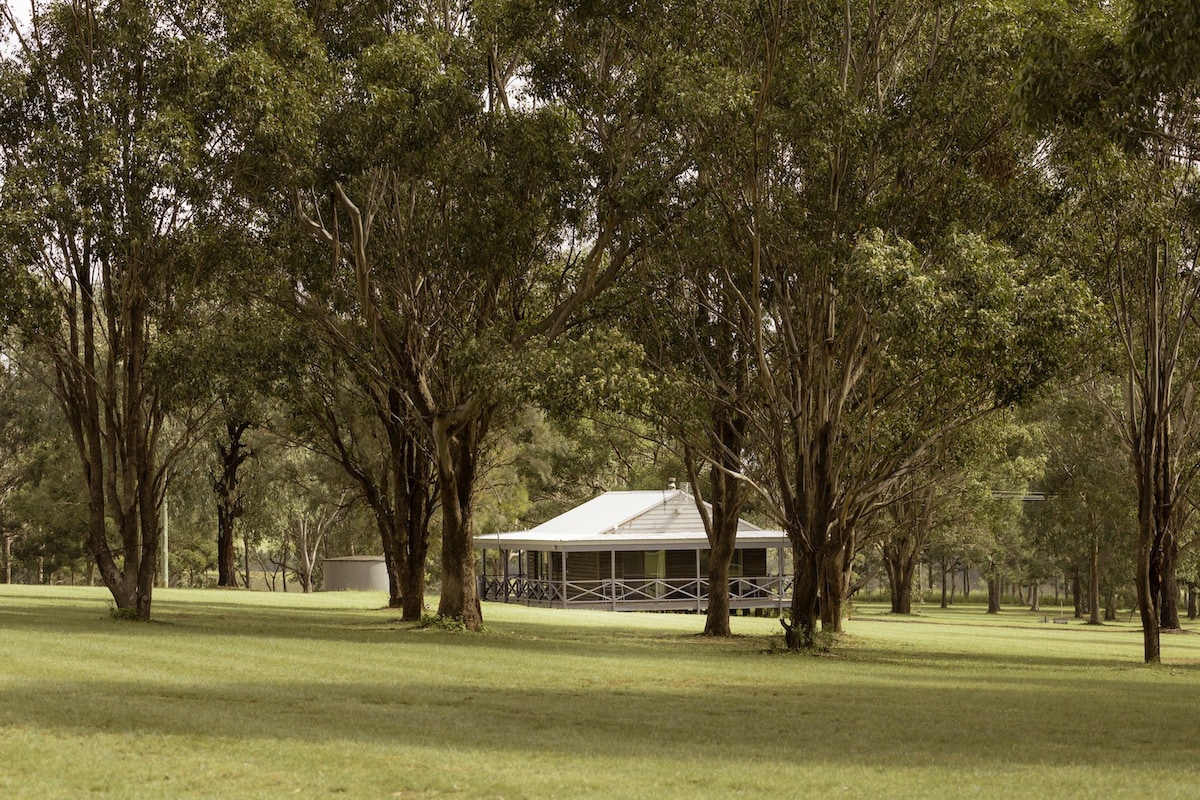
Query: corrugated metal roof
[{"left": 476, "top": 490, "right": 786, "bottom": 551}]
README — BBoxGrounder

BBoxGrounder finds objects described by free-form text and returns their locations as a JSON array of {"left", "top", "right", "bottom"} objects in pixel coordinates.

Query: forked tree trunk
[
  {"left": 881, "top": 485, "right": 933, "bottom": 616},
  {"left": 323, "top": 384, "right": 435, "bottom": 617},
  {"left": 883, "top": 550, "right": 916, "bottom": 614},
  {"left": 63, "top": 275, "right": 165, "bottom": 621},
  {"left": 213, "top": 418, "right": 252, "bottom": 589},
  {"left": 781, "top": 462, "right": 837, "bottom": 649}
]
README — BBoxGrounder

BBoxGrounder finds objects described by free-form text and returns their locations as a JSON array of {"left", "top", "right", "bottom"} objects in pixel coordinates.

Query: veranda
[{"left": 476, "top": 489, "right": 792, "bottom": 612}]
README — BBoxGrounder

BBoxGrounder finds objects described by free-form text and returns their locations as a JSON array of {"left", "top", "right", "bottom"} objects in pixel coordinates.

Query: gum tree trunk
[
  {"left": 1159, "top": 535, "right": 1181, "bottom": 630},
  {"left": 687, "top": 403, "right": 750, "bottom": 638},
  {"left": 1080, "top": 566, "right": 1089, "bottom": 618},
  {"left": 940, "top": 557, "right": 951, "bottom": 609},
  {"left": 1088, "top": 538, "right": 1102, "bottom": 625},
  {"left": 883, "top": 551, "right": 916, "bottom": 614},
  {"left": 783, "top": 549, "right": 820, "bottom": 649},
  {"left": 213, "top": 418, "right": 252, "bottom": 588},
  {"left": 820, "top": 531, "right": 856, "bottom": 632},
  {"left": 434, "top": 405, "right": 488, "bottom": 631},
  {"left": 986, "top": 561, "right": 1001, "bottom": 614},
  {"left": 881, "top": 482, "right": 934, "bottom": 615}
]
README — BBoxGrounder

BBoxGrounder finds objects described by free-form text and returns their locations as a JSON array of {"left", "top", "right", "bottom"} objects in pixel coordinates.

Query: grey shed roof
[{"left": 475, "top": 489, "right": 788, "bottom": 552}]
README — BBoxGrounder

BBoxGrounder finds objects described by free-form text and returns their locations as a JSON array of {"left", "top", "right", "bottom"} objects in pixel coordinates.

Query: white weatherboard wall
[{"left": 322, "top": 556, "right": 388, "bottom": 592}]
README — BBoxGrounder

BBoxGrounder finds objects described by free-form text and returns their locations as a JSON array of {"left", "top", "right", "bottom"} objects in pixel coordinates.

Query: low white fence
[{"left": 479, "top": 575, "right": 794, "bottom": 610}]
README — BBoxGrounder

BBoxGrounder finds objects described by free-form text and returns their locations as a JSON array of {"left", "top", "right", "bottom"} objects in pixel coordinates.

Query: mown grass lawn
[{"left": 2, "top": 585, "right": 1199, "bottom": 799}]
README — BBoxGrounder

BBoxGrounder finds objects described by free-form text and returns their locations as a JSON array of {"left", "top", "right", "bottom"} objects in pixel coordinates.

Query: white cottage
[{"left": 476, "top": 488, "right": 792, "bottom": 612}]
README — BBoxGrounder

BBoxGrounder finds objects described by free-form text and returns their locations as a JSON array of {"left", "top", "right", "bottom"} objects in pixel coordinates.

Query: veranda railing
[{"left": 479, "top": 575, "right": 795, "bottom": 610}]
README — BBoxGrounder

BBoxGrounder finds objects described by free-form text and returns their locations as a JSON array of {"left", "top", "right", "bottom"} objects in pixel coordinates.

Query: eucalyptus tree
[
  {"left": 877, "top": 411, "right": 1044, "bottom": 614},
  {"left": 0, "top": 0, "right": 321, "bottom": 617},
  {"left": 286, "top": 349, "right": 437, "bottom": 615},
  {"left": 1017, "top": 1, "right": 1200, "bottom": 660},
  {"left": 1, "top": 0, "right": 206, "bottom": 615},
  {"left": 681, "top": 2, "right": 1083, "bottom": 648},
  {"left": 877, "top": 418, "right": 1015, "bottom": 615},
  {"left": 630, "top": 188, "right": 759, "bottom": 637},
  {"left": 198, "top": 302, "right": 311, "bottom": 588},
  {"left": 290, "top": 0, "right": 686, "bottom": 629},
  {"left": 1052, "top": 142, "right": 1200, "bottom": 645},
  {"left": 1022, "top": 385, "right": 1134, "bottom": 624},
  {"left": 241, "top": 442, "right": 355, "bottom": 593}
]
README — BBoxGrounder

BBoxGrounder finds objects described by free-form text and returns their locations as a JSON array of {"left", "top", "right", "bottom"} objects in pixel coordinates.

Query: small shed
[
  {"left": 476, "top": 488, "right": 791, "bottom": 612},
  {"left": 322, "top": 556, "right": 389, "bottom": 592}
]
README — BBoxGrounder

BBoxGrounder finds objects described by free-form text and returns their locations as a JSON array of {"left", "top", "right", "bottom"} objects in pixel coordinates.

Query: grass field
[{"left": 2, "top": 585, "right": 1200, "bottom": 798}]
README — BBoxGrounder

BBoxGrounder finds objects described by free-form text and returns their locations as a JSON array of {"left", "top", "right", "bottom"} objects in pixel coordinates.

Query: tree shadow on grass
[
  {"left": 2, "top": 670, "right": 1199, "bottom": 774},
  {"left": 5, "top": 592, "right": 1198, "bottom": 673}
]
